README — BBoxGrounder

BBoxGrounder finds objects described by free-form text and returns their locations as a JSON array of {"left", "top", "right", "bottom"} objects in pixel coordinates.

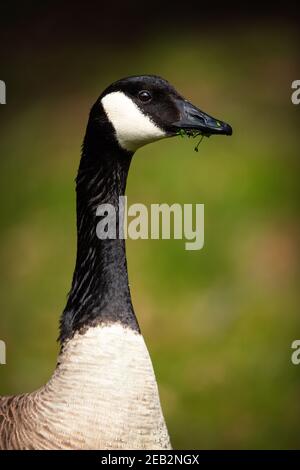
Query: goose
[{"left": 0, "top": 75, "right": 232, "bottom": 450}]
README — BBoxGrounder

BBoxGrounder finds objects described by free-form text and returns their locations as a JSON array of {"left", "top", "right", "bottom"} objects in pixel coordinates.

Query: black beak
[{"left": 173, "top": 99, "right": 232, "bottom": 136}]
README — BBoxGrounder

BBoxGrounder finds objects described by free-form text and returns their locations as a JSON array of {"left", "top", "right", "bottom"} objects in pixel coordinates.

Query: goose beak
[{"left": 173, "top": 99, "right": 232, "bottom": 136}]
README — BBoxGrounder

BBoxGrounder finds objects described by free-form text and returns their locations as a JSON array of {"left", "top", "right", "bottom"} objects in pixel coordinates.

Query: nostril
[{"left": 190, "top": 112, "right": 206, "bottom": 124}]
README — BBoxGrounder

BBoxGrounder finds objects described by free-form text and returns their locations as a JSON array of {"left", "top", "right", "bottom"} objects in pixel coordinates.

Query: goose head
[{"left": 97, "top": 74, "right": 232, "bottom": 153}]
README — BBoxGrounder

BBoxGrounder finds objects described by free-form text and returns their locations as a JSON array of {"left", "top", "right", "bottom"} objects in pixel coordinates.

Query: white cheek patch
[{"left": 101, "top": 91, "right": 166, "bottom": 152}]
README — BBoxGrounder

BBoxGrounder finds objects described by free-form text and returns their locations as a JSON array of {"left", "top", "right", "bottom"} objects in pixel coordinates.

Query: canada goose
[{"left": 0, "top": 75, "right": 232, "bottom": 450}]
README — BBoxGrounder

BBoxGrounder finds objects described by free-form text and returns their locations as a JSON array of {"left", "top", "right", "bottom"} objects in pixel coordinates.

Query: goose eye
[{"left": 138, "top": 90, "right": 152, "bottom": 102}]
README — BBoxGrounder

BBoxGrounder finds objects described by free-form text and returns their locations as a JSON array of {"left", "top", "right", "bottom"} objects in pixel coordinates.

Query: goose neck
[{"left": 60, "top": 125, "right": 139, "bottom": 343}]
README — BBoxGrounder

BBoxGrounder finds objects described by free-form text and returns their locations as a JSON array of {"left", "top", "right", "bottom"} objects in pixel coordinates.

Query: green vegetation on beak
[{"left": 176, "top": 128, "right": 210, "bottom": 152}]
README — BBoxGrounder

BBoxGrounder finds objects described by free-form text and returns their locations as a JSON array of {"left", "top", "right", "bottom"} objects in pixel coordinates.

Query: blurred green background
[{"left": 0, "top": 2, "right": 300, "bottom": 449}]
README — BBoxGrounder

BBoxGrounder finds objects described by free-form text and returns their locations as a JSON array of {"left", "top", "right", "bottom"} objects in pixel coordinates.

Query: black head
[{"left": 95, "top": 75, "right": 232, "bottom": 152}]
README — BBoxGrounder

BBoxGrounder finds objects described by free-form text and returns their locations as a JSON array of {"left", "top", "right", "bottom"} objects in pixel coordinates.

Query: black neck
[{"left": 59, "top": 113, "right": 139, "bottom": 343}]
